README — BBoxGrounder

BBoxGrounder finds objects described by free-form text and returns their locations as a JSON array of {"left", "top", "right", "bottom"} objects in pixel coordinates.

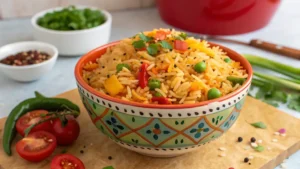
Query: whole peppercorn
[
  {"left": 250, "top": 137, "right": 256, "bottom": 143},
  {"left": 244, "top": 157, "right": 249, "bottom": 163},
  {"left": 237, "top": 137, "right": 243, "bottom": 142}
]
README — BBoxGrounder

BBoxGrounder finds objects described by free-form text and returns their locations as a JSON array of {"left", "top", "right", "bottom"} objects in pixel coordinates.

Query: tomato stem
[{"left": 25, "top": 110, "right": 80, "bottom": 137}]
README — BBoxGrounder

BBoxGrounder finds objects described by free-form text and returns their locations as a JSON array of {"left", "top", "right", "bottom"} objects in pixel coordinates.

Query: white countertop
[{"left": 0, "top": 1, "right": 300, "bottom": 168}]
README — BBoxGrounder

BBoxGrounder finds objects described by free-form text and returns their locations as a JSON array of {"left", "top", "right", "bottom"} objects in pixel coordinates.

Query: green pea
[
  {"left": 116, "top": 64, "right": 130, "bottom": 73},
  {"left": 224, "top": 58, "right": 231, "bottom": 63},
  {"left": 148, "top": 79, "right": 161, "bottom": 90},
  {"left": 154, "top": 92, "right": 163, "bottom": 97},
  {"left": 194, "top": 61, "right": 206, "bottom": 73},
  {"left": 207, "top": 88, "right": 222, "bottom": 100}
]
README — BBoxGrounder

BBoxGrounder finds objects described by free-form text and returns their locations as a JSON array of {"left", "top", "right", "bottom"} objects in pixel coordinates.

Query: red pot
[{"left": 157, "top": 0, "right": 281, "bottom": 35}]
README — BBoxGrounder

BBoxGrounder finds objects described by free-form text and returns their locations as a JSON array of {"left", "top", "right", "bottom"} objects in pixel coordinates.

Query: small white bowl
[
  {"left": 0, "top": 41, "right": 58, "bottom": 82},
  {"left": 31, "top": 6, "right": 112, "bottom": 56}
]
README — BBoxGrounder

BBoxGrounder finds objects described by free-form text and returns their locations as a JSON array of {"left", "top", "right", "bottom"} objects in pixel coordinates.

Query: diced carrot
[
  {"left": 151, "top": 67, "right": 159, "bottom": 75},
  {"left": 189, "top": 81, "right": 202, "bottom": 91},
  {"left": 83, "top": 63, "right": 98, "bottom": 71},
  {"left": 161, "top": 64, "right": 169, "bottom": 71},
  {"left": 155, "top": 30, "right": 170, "bottom": 40}
]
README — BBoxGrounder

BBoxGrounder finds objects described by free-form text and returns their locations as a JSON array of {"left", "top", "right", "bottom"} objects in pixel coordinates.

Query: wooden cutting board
[{"left": 0, "top": 89, "right": 300, "bottom": 169}]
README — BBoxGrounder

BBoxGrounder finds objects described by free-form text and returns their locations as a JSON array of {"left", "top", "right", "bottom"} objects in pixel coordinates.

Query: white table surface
[{"left": 0, "top": 1, "right": 300, "bottom": 168}]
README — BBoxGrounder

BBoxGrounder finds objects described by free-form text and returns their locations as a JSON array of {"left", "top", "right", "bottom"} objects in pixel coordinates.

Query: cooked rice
[{"left": 82, "top": 28, "right": 248, "bottom": 104}]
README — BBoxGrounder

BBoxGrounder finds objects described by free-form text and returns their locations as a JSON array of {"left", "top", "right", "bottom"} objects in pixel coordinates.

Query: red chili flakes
[{"left": 0, "top": 50, "right": 51, "bottom": 66}]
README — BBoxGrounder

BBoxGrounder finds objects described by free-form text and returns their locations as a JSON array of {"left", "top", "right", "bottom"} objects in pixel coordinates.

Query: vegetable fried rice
[{"left": 82, "top": 29, "right": 248, "bottom": 104}]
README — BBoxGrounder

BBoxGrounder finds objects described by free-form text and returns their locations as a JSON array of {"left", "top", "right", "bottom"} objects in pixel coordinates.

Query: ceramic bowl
[
  {"left": 31, "top": 6, "right": 112, "bottom": 56},
  {"left": 75, "top": 42, "right": 252, "bottom": 157},
  {"left": 0, "top": 41, "right": 58, "bottom": 82}
]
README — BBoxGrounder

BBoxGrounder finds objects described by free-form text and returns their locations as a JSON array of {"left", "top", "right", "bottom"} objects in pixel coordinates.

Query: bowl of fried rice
[{"left": 75, "top": 28, "right": 252, "bottom": 157}]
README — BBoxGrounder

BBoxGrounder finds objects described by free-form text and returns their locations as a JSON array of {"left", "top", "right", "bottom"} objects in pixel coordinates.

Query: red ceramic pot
[{"left": 157, "top": 0, "right": 281, "bottom": 35}]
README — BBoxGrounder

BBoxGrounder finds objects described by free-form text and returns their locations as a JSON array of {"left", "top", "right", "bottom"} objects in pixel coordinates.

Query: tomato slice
[
  {"left": 16, "top": 110, "right": 53, "bottom": 137},
  {"left": 174, "top": 40, "right": 188, "bottom": 51},
  {"left": 52, "top": 116, "right": 80, "bottom": 146},
  {"left": 155, "top": 30, "right": 169, "bottom": 40},
  {"left": 51, "top": 154, "right": 85, "bottom": 169},
  {"left": 16, "top": 131, "right": 57, "bottom": 162}
]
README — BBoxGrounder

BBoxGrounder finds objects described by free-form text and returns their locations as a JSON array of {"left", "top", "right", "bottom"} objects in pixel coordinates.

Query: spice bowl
[
  {"left": 75, "top": 42, "right": 253, "bottom": 157},
  {"left": 0, "top": 41, "right": 58, "bottom": 82}
]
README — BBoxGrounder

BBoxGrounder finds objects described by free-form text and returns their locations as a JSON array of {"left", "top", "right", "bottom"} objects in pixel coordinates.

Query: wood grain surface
[{"left": 0, "top": 89, "right": 299, "bottom": 169}]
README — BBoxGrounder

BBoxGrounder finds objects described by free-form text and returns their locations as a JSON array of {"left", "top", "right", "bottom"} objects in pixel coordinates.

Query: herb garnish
[
  {"left": 147, "top": 44, "right": 159, "bottom": 55},
  {"left": 250, "top": 122, "right": 267, "bottom": 129},
  {"left": 132, "top": 40, "right": 146, "bottom": 49},
  {"left": 139, "top": 33, "right": 153, "bottom": 42},
  {"left": 103, "top": 166, "right": 114, "bottom": 169},
  {"left": 254, "top": 145, "right": 264, "bottom": 152},
  {"left": 37, "top": 6, "right": 106, "bottom": 31},
  {"left": 158, "top": 40, "right": 173, "bottom": 49},
  {"left": 175, "top": 32, "right": 187, "bottom": 40}
]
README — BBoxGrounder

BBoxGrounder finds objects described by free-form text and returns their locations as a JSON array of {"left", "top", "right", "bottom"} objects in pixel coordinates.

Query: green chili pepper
[
  {"left": 227, "top": 76, "right": 246, "bottom": 86},
  {"left": 2, "top": 91, "right": 80, "bottom": 156}
]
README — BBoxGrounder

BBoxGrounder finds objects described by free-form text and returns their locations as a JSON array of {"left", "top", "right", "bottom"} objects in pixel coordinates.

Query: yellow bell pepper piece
[
  {"left": 104, "top": 75, "right": 124, "bottom": 96},
  {"left": 189, "top": 44, "right": 215, "bottom": 57},
  {"left": 198, "top": 46, "right": 215, "bottom": 57},
  {"left": 185, "top": 38, "right": 199, "bottom": 46}
]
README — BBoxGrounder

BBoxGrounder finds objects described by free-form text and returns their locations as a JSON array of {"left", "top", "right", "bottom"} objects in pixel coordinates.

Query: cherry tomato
[
  {"left": 16, "top": 110, "right": 53, "bottom": 137},
  {"left": 50, "top": 154, "right": 85, "bottom": 169},
  {"left": 155, "top": 30, "right": 168, "bottom": 40},
  {"left": 52, "top": 116, "right": 80, "bottom": 146},
  {"left": 174, "top": 40, "right": 188, "bottom": 51},
  {"left": 16, "top": 131, "right": 57, "bottom": 162}
]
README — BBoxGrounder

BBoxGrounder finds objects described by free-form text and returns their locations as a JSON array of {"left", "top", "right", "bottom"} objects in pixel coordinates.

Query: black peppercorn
[
  {"left": 250, "top": 137, "right": 256, "bottom": 143},
  {"left": 244, "top": 157, "right": 249, "bottom": 163},
  {"left": 108, "top": 156, "right": 112, "bottom": 160},
  {"left": 80, "top": 150, "right": 84, "bottom": 154},
  {"left": 238, "top": 137, "right": 243, "bottom": 142}
]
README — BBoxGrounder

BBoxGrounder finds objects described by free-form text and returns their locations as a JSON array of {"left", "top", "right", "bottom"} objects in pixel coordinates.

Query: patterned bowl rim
[{"left": 74, "top": 41, "right": 253, "bottom": 110}]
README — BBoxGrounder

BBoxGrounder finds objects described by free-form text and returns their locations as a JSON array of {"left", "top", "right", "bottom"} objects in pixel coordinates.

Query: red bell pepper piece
[
  {"left": 151, "top": 97, "right": 171, "bottom": 104},
  {"left": 138, "top": 63, "right": 149, "bottom": 88},
  {"left": 174, "top": 40, "right": 188, "bottom": 51}
]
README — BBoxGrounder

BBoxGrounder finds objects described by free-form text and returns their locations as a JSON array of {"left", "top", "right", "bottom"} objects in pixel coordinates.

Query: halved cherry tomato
[
  {"left": 50, "top": 154, "right": 85, "bottom": 169},
  {"left": 52, "top": 116, "right": 80, "bottom": 146},
  {"left": 174, "top": 40, "right": 188, "bottom": 51},
  {"left": 16, "top": 131, "right": 57, "bottom": 162},
  {"left": 138, "top": 63, "right": 149, "bottom": 89},
  {"left": 155, "top": 30, "right": 168, "bottom": 40},
  {"left": 16, "top": 110, "right": 53, "bottom": 137}
]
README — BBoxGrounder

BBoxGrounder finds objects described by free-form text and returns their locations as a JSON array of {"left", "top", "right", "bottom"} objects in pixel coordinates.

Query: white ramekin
[
  {"left": 0, "top": 41, "right": 58, "bottom": 82},
  {"left": 31, "top": 6, "right": 112, "bottom": 56}
]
